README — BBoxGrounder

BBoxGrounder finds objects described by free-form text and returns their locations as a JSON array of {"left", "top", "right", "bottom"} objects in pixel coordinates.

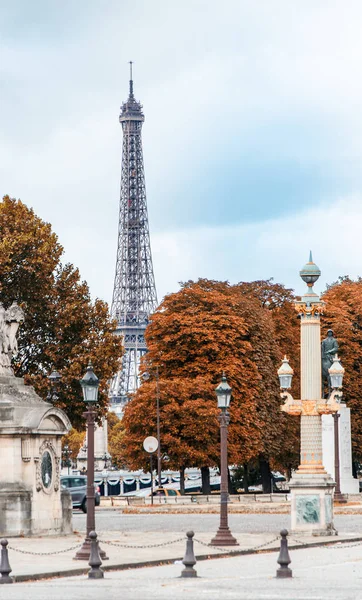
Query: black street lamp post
[
  {"left": 210, "top": 374, "right": 238, "bottom": 546},
  {"left": 328, "top": 356, "right": 347, "bottom": 504},
  {"left": 332, "top": 412, "right": 347, "bottom": 503},
  {"left": 62, "top": 444, "right": 72, "bottom": 475},
  {"left": 47, "top": 369, "right": 62, "bottom": 403},
  {"left": 143, "top": 436, "right": 158, "bottom": 506},
  {"left": 155, "top": 367, "right": 162, "bottom": 487},
  {"left": 143, "top": 367, "right": 162, "bottom": 487},
  {"left": 75, "top": 362, "right": 107, "bottom": 561}
]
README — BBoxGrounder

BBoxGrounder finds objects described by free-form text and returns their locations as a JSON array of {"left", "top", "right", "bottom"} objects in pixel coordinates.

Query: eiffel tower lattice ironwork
[{"left": 109, "top": 64, "right": 158, "bottom": 415}]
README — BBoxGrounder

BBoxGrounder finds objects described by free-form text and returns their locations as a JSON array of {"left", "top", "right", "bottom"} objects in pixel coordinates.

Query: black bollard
[
  {"left": 181, "top": 530, "right": 197, "bottom": 578},
  {"left": 0, "top": 539, "right": 13, "bottom": 584},
  {"left": 88, "top": 531, "right": 104, "bottom": 579},
  {"left": 276, "top": 529, "right": 292, "bottom": 578}
]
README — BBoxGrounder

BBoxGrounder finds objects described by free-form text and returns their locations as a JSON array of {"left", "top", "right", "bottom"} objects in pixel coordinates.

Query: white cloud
[
  {"left": 150, "top": 194, "right": 362, "bottom": 301},
  {"left": 3, "top": 1, "right": 362, "bottom": 308}
]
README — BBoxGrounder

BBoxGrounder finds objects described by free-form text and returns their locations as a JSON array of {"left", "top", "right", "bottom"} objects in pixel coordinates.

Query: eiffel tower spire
[{"left": 109, "top": 66, "right": 158, "bottom": 415}]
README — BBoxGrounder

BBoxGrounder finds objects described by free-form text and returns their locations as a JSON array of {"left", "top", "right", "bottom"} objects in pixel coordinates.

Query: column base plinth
[
  {"left": 289, "top": 475, "right": 336, "bottom": 536},
  {"left": 210, "top": 528, "right": 239, "bottom": 547},
  {"left": 333, "top": 491, "right": 348, "bottom": 504},
  {"left": 74, "top": 537, "right": 108, "bottom": 561}
]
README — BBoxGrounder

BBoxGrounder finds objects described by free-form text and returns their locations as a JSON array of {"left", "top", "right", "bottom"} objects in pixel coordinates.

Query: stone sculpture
[{"left": 0, "top": 301, "right": 24, "bottom": 376}]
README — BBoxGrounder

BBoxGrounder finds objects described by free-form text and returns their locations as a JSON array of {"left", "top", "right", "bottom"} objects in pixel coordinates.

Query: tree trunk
[
  {"left": 180, "top": 466, "right": 185, "bottom": 495},
  {"left": 201, "top": 466, "right": 211, "bottom": 495},
  {"left": 259, "top": 456, "right": 272, "bottom": 493},
  {"left": 243, "top": 462, "right": 249, "bottom": 493}
]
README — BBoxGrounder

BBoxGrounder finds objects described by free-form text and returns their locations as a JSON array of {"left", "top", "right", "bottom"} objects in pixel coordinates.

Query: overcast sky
[{"left": 1, "top": 1, "right": 362, "bottom": 306}]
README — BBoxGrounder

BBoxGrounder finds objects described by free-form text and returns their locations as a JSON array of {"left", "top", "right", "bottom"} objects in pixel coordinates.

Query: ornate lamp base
[
  {"left": 333, "top": 491, "right": 348, "bottom": 504},
  {"left": 210, "top": 527, "right": 239, "bottom": 546},
  {"left": 74, "top": 537, "right": 108, "bottom": 561}
]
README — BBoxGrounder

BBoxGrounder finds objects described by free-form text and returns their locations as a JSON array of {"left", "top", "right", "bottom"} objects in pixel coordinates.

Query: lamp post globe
[
  {"left": 80, "top": 361, "right": 99, "bottom": 403},
  {"left": 278, "top": 356, "right": 294, "bottom": 390},
  {"left": 328, "top": 355, "right": 344, "bottom": 390},
  {"left": 215, "top": 373, "right": 232, "bottom": 410}
]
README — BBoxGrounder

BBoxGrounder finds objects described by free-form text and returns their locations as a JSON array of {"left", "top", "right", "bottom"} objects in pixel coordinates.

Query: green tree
[{"left": 0, "top": 195, "right": 123, "bottom": 428}]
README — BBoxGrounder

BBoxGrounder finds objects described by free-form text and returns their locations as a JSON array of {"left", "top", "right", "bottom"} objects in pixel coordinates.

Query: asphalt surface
[
  {"left": 74, "top": 509, "right": 362, "bottom": 535},
  {"left": 4, "top": 542, "right": 362, "bottom": 600}
]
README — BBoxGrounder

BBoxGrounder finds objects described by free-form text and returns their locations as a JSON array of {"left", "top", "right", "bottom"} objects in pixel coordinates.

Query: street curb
[{"left": 12, "top": 535, "right": 362, "bottom": 583}]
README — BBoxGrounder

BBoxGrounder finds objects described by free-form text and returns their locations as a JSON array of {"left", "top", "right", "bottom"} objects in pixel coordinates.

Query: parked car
[
  {"left": 60, "top": 475, "right": 101, "bottom": 513},
  {"left": 152, "top": 487, "right": 181, "bottom": 497}
]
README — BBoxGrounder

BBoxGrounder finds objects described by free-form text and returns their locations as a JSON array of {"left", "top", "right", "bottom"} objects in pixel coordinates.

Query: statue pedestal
[
  {"left": 322, "top": 404, "right": 359, "bottom": 495},
  {"left": 290, "top": 473, "right": 336, "bottom": 536},
  {"left": 0, "top": 376, "right": 72, "bottom": 536}
]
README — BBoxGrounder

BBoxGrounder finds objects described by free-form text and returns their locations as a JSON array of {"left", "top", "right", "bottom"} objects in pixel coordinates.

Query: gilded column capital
[
  {"left": 280, "top": 393, "right": 341, "bottom": 416},
  {"left": 294, "top": 301, "right": 325, "bottom": 318}
]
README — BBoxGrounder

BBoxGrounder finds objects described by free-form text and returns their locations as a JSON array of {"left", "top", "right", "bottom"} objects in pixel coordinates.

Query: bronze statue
[{"left": 321, "top": 329, "right": 338, "bottom": 393}]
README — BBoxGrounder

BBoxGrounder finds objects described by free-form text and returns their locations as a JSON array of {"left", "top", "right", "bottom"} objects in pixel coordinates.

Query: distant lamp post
[
  {"left": 75, "top": 362, "right": 107, "bottom": 560},
  {"left": 102, "top": 452, "right": 112, "bottom": 470},
  {"left": 143, "top": 436, "right": 158, "bottom": 506},
  {"left": 142, "top": 367, "right": 162, "bottom": 487},
  {"left": 47, "top": 369, "right": 62, "bottom": 403},
  {"left": 210, "top": 373, "right": 238, "bottom": 546},
  {"left": 62, "top": 444, "right": 72, "bottom": 475},
  {"left": 329, "top": 356, "right": 347, "bottom": 504}
]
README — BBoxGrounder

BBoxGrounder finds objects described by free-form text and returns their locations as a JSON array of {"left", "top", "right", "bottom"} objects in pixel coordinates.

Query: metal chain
[
  {"left": 289, "top": 537, "right": 306, "bottom": 546},
  {"left": 8, "top": 543, "right": 82, "bottom": 556},
  {"left": 98, "top": 536, "right": 185, "bottom": 549},
  {"left": 322, "top": 540, "right": 362, "bottom": 550},
  {"left": 193, "top": 535, "right": 280, "bottom": 554},
  {"left": 289, "top": 537, "right": 362, "bottom": 550}
]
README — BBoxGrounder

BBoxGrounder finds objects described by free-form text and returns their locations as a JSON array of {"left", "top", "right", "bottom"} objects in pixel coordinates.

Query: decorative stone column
[{"left": 280, "top": 254, "right": 340, "bottom": 536}]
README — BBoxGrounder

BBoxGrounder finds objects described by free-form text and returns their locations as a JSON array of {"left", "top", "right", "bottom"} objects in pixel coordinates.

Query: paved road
[
  {"left": 5, "top": 542, "right": 362, "bottom": 599},
  {"left": 74, "top": 510, "right": 362, "bottom": 534}
]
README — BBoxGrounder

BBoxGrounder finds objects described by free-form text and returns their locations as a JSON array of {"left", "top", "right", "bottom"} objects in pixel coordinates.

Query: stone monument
[
  {"left": 278, "top": 254, "right": 340, "bottom": 535},
  {"left": 0, "top": 302, "right": 72, "bottom": 536},
  {"left": 322, "top": 405, "right": 359, "bottom": 494}
]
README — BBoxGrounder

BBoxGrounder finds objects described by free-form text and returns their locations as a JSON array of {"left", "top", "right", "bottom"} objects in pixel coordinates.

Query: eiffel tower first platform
[{"left": 109, "top": 65, "right": 158, "bottom": 416}]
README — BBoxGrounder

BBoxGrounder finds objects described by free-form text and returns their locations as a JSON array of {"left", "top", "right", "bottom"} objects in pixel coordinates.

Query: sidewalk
[
  {"left": 6, "top": 529, "right": 362, "bottom": 582},
  {"left": 101, "top": 494, "right": 362, "bottom": 514}
]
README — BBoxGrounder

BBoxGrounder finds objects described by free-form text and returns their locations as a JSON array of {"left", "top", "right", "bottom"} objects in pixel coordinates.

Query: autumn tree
[
  {"left": 62, "top": 428, "right": 85, "bottom": 466},
  {"left": 0, "top": 195, "right": 123, "bottom": 428},
  {"left": 122, "top": 279, "right": 288, "bottom": 489},
  {"left": 107, "top": 411, "right": 127, "bottom": 469},
  {"left": 322, "top": 277, "right": 362, "bottom": 465},
  {"left": 238, "top": 280, "right": 301, "bottom": 478}
]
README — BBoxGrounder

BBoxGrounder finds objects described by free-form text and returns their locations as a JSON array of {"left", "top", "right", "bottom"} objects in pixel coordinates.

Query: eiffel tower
[{"left": 109, "top": 64, "right": 158, "bottom": 416}]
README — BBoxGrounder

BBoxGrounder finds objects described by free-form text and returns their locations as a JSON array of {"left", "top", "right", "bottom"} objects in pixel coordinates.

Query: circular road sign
[{"left": 143, "top": 436, "right": 158, "bottom": 454}]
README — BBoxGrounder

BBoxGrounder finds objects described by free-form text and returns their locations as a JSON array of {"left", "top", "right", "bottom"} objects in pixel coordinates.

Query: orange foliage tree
[
  {"left": 239, "top": 280, "right": 301, "bottom": 475},
  {"left": 122, "top": 279, "right": 294, "bottom": 485},
  {"left": 322, "top": 277, "right": 362, "bottom": 464},
  {"left": 0, "top": 196, "right": 123, "bottom": 428},
  {"left": 62, "top": 428, "right": 85, "bottom": 466}
]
